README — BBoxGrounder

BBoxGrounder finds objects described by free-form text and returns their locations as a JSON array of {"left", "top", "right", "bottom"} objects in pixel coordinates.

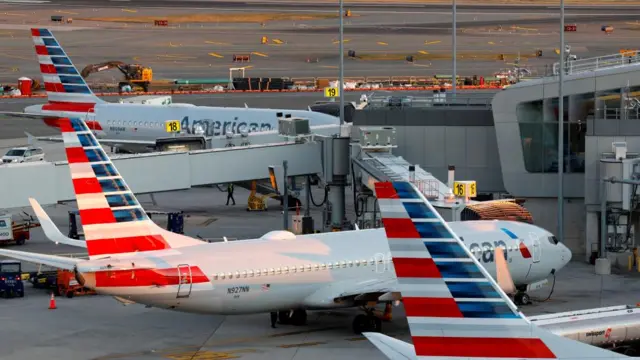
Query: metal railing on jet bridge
[
  {"left": 550, "top": 52, "right": 640, "bottom": 77},
  {"left": 363, "top": 92, "right": 496, "bottom": 109}
]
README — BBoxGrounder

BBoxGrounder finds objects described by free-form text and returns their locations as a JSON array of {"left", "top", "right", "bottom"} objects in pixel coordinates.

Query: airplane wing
[
  {"left": 304, "top": 278, "right": 400, "bottom": 307},
  {"left": 29, "top": 198, "right": 87, "bottom": 248},
  {"left": 0, "top": 248, "right": 81, "bottom": 270},
  {"left": 361, "top": 333, "right": 414, "bottom": 360}
]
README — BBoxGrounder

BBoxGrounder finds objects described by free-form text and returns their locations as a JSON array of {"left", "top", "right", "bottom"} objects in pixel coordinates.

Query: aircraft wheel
[
  {"left": 290, "top": 309, "right": 307, "bottom": 326},
  {"left": 352, "top": 314, "right": 368, "bottom": 334},
  {"left": 278, "top": 310, "right": 291, "bottom": 325}
]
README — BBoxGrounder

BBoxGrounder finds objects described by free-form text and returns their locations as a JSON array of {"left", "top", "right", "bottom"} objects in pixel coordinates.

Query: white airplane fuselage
[
  {"left": 26, "top": 102, "right": 340, "bottom": 144},
  {"left": 78, "top": 223, "right": 571, "bottom": 315}
]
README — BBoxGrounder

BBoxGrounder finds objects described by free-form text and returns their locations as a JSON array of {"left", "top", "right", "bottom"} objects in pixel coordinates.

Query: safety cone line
[{"left": 49, "top": 293, "right": 57, "bottom": 310}]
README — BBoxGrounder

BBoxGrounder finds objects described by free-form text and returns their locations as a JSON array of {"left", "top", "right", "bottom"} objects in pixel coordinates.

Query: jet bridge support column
[{"left": 323, "top": 136, "right": 350, "bottom": 231}]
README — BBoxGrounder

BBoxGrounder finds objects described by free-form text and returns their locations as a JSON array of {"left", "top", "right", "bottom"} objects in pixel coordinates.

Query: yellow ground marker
[
  {"left": 205, "top": 41, "right": 230, "bottom": 46},
  {"left": 488, "top": 41, "right": 495, "bottom": 45},
  {"left": 56, "top": 10, "right": 79, "bottom": 15},
  {"left": 4, "top": 13, "right": 26, "bottom": 16},
  {"left": 169, "top": 42, "right": 182, "bottom": 47},
  {"left": 377, "top": 41, "right": 388, "bottom": 46},
  {"left": 121, "top": 9, "right": 137, "bottom": 13},
  {"left": 332, "top": 39, "right": 351, "bottom": 44},
  {"left": 418, "top": 50, "right": 429, "bottom": 55},
  {"left": 320, "top": 65, "right": 338, "bottom": 69},
  {"left": 412, "top": 63, "right": 431, "bottom": 67},
  {"left": 251, "top": 52, "right": 268, "bottom": 58},
  {"left": 272, "top": 39, "right": 284, "bottom": 44},
  {"left": 424, "top": 40, "right": 441, "bottom": 45},
  {"left": 208, "top": 52, "right": 223, "bottom": 58}
]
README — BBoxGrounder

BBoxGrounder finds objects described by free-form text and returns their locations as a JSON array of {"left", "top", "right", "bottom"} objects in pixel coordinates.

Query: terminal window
[{"left": 517, "top": 96, "right": 587, "bottom": 173}]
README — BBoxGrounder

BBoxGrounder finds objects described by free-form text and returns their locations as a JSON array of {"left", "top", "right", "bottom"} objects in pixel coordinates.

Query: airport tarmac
[
  {"left": 2, "top": 183, "right": 640, "bottom": 359},
  {"left": 0, "top": 1, "right": 639, "bottom": 83}
]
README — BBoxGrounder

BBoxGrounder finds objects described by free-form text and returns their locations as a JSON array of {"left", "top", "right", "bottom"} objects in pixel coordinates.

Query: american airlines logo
[{"left": 180, "top": 116, "right": 272, "bottom": 137}]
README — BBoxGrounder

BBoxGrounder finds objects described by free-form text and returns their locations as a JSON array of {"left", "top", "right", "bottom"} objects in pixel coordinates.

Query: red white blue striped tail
[
  {"left": 374, "top": 181, "right": 626, "bottom": 360},
  {"left": 59, "top": 117, "right": 201, "bottom": 260},
  {"left": 31, "top": 28, "right": 103, "bottom": 110}
]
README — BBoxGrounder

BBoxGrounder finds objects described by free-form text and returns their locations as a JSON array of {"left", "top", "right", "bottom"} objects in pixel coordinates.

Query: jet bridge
[
  {"left": 0, "top": 124, "right": 341, "bottom": 209},
  {"left": 351, "top": 126, "right": 534, "bottom": 225}
]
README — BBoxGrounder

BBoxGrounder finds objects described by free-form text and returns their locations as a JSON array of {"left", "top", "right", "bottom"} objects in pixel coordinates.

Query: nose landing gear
[{"left": 514, "top": 291, "right": 531, "bottom": 306}]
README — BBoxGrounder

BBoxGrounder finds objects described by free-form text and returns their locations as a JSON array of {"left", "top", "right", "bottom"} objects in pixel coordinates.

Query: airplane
[
  {"left": 364, "top": 181, "right": 626, "bottom": 359},
  {"left": 0, "top": 28, "right": 341, "bottom": 153},
  {"left": 0, "top": 117, "right": 571, "bottom": 335}
]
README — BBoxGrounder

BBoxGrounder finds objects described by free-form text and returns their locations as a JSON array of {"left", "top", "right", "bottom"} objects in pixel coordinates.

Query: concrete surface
[
  {"left": 0, "top": 1, "right": 639, "bottom": 84},
  {"left": 1, "top": 185, "right": 640, "bottom": 359}
]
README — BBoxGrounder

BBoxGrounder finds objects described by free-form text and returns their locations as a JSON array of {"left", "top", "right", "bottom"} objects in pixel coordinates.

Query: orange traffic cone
[{"left": 49, "top": 293, "right": 57, "bottom": 310}]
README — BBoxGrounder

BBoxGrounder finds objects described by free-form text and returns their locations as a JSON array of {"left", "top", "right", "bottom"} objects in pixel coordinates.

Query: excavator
[{"left": 80, "top": 61, "right": 153, "bottom": 92}]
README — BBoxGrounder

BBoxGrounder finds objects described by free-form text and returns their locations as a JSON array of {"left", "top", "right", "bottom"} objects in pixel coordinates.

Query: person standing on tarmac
[
  {"left": 270, "top": 311, "right": 278, "bottom": 328},
  {"left": 226, "top": 183, "right": 235, "bottom": 206}
]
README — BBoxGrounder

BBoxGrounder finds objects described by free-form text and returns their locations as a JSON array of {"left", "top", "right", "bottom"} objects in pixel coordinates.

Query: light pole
[
  {"left": 452, "top": 0, "right": 457, "bottom": 94},
  {"left": 558, "top": 0, "right": 565, "bottom": 243},
  {"left": 339, "top": 0, "right": 345, "bottom": 125}
]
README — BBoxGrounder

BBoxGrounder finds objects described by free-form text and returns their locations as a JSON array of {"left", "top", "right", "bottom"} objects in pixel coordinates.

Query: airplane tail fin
[
  {"left": 31, "top": 28, "right": 105, "bottom": 109},
  {"left": 57, "top": 117, "right": 202, "bottom": 259},
  {"left": 372, "top": 181, "right": 627, "bottom": 360}
]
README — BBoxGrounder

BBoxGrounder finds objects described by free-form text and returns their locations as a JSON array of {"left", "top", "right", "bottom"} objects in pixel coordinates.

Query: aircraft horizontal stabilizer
[
  {"left": 29, "top": 198, "right": 87, "bottom": 248},
  {"left": 0, "top": 111, "right": 53, "bottom": 120},
  {"left": 361, "top": 333, "right": 414, "bottom": 360},
  {"left": 0, "top": 248, "right": 81, "bottom": 270}
]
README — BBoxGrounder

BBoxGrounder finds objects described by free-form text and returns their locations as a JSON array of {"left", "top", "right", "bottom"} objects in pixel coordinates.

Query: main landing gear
[
  {"left": 352, "top": 306, "right": 384, "bottom": 334},
  {"left": 514, "top": 291, "right": 531, "bottom": 306},
  {"left": 277, "top": 309, "right": 307, "bottom": 326}
]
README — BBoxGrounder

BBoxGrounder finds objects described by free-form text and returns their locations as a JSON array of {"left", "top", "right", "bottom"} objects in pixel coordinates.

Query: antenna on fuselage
[{"left": 223, "top": 236, "right": 229, "bottom": 243}]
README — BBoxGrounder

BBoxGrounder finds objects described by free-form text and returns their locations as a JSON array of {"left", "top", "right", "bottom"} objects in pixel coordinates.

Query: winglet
[{"left": 28, "top": 198, "right": 87, "bottom": 248}]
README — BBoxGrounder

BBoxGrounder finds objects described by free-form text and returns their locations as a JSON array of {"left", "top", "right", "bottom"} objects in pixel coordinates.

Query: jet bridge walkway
[
  {"left": 0, "top": 127, "right": 340, "bottom": 209},
  {"left": 351, "top": 128, "right": 533, "bottom": 223}
]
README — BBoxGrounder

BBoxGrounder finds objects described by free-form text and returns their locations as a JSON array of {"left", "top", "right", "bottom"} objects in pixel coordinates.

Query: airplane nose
[{"left": 560, "top": 242, "right": 572, "bottom": 266}]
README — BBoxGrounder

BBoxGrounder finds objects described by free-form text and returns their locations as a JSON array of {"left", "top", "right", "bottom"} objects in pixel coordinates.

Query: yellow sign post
[
  {"left": 453, "top": 181, "right": 477, "bottom": 199},
  {"left": 324, "top": 87, "right": 340, "bottom": 98},
  {"left": 165, "top": 120, "right": 181, "bottom": 133}
]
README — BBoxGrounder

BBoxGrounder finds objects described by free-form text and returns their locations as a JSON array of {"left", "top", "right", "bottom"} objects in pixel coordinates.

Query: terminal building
[{"left": 354, "top": 52, "right": 640, "bottom": 263}]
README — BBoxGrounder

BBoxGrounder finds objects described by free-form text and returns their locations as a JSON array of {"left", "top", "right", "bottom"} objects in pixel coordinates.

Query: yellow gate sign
[
  {"left": 453, "top": 181, "right": 477, "bottom": 198},
  {"left": 165, "top": 120, "right": 181, "bottom": 133},
  {"left": 324, "top": 87, "right": 340, "bottom": 98}
]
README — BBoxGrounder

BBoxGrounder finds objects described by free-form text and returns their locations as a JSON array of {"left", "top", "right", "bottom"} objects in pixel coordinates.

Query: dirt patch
[
  {"left": 77, "top": 13, "right": 337, "bottom": 24},
  {"left": 355, "top": 52, "right": 530, "bottom": 61}
]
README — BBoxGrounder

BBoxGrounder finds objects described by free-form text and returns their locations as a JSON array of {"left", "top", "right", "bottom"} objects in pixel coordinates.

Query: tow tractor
[
  {"left": 0, "top": 212, "right": 40, "bottom": 246},
  {"left": 0, "top": 260, "right": 24, "bottom": 298}
]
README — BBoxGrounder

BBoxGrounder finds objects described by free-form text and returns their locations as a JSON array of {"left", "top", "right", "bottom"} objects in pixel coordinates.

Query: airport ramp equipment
[
  {"left": 531, "top": 305, "right": 640, "bottom": 351},
  {"left": 0, "top": 127, "right": 340, "bottom": 209}
]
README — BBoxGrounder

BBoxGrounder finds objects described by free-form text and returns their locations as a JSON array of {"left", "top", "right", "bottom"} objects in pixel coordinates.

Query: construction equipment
[{"left": 80, "top": 61, "right": 153, "bottom": 92}]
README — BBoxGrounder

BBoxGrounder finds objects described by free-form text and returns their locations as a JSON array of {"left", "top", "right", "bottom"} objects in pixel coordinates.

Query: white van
[{"left": 1, "top": 146, "right": 45, "bottom": 164}]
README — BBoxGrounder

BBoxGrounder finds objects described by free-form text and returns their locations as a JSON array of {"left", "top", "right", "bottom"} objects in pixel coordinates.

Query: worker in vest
[{"left": 226, "top": 183, "right": 236, "bottom": 206}]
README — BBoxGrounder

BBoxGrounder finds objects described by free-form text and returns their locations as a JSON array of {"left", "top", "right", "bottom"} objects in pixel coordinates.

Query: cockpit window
[{"left": 548, "top": 236, "right": 559, "bottom": 245}]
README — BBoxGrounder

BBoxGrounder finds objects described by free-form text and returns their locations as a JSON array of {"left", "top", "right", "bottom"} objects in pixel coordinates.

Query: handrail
[{"left": 550, "top": 52, "right": 640, "bottom": 77}]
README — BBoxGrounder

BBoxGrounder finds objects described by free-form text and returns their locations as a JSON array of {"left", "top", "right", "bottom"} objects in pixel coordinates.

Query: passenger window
[
  {"left": 347, "top": 261, "right": 353, "bottom": 267},
  {"left": 276, "top": 268, "right": 281, "bottom": 275},
  {"left": 220, "top": 273, "right": 226, "bottom": 279},
  {"left": 269, "top": 268, "right": 275, "bottom": 275},
  {"left": 313, "top": 264, "right": 319, "bottom": 271},
  {"left": 213, "top": 274, "right": 219, "bottom": 280},
  {"left": 299, "top": 265, "right": 304, "bottom": 272},
  {"left": 327, "top": 263, "right": 333, "bottom": 269},
  {"left": 228, "top": 272, "right": 233, "bottom": 279},
  {"left": 283, "top": 266, "right": 289, "bottom": 274},
  {"left": 334, "top": 262, "right": 340, "bottom": 268},
  {"left": 321, "top": 263, "right": 326, "bottom": 270},
  {"left": 248, "top": 270, "right": 254, "bottom": 277},
  {"left": 306, "top": 265, "right": 312, "bottom": 271},
  {"left": 341, "top": 261, "right": 347, "bottom": 268},
  {"left": 355, "top": 260, "right": 360, "bottom": 266},
  {"left": 241, "top": 271, "right": 247, "bottom": 278}
]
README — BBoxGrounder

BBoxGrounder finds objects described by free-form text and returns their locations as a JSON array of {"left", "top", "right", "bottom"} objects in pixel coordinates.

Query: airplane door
[
  {"left": 176, "top": 264, "right": 193, "bottom": 298},
  {"left": 532, "top": 239, "right": 541, "bottom": 263}
]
